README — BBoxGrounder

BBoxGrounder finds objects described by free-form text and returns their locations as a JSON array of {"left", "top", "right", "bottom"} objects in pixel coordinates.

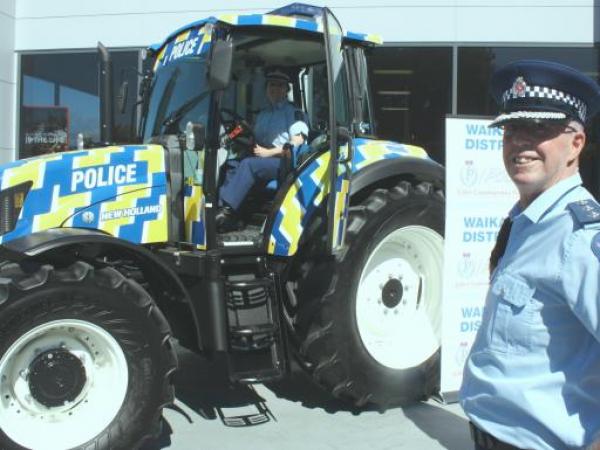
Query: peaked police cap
[{"left": 489, "top": 60, "right": 600, "bottom": 127}]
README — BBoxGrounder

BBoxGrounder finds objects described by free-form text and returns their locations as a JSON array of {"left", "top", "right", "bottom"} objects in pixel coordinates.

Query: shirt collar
[
  {"left": 268, "top": 99, "right": 287, "bottom": 110},
  {"left": 509, "top": 173, "right": 582, "bottom": 223}
]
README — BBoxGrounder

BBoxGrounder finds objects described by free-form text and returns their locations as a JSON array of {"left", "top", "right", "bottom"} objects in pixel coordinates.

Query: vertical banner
[{"left": 440, "top": 116, "right": 518, "bottom": 399}]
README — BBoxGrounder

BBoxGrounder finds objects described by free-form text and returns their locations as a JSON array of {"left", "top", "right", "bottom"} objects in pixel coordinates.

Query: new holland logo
[{"left": 101, "top": 205, "right": 162, "bottom": 221}]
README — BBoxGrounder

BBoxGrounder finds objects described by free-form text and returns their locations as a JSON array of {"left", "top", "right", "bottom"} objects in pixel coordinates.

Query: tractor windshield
[{"left": 141, "top": 54, "right": 210, "bottom": 141}]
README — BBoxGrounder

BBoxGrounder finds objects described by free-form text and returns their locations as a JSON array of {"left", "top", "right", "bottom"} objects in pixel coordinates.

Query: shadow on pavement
[
  {"left": 170, "top": 345, "right": 272, "bottom": 421},
  {"left": 143, "top": 344, "right": 471, "bottom": 449},
  {"left": 264, "top": 361, "right": 377, "bottom": 414},
  {"left": 403, "top": 401, "right": 471, "bottom": 450},
  {"left": 142, "top": 344, "right": 275, "bottom": 449}
]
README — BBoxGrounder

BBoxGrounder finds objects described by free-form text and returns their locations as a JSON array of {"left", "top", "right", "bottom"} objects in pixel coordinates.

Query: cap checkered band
[{"left": 501, "top": 80, "right": 587, "bottom": 122}]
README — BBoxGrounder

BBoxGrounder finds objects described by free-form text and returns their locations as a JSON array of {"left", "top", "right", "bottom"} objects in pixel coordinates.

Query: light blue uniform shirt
[
  {"left": 460, "top": 173, "right": 600, "bottom": 450},
  {"left": 253, "top": 100, "right": 299, "bottom": 148}
]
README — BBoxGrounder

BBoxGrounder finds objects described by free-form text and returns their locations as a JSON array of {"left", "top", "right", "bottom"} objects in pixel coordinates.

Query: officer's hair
[{"left": 570, "top": 120, "right": 585, "bottom": 133}]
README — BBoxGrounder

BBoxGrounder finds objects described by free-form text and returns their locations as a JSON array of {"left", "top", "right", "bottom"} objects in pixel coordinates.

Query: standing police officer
[{"left": 460, "top": 60, "right": 600, "bottom": 450}]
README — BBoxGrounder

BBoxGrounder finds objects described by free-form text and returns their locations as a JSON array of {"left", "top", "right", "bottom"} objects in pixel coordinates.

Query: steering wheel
[{"left": 219, "top": 108, "right": 254, "bottom": 148}]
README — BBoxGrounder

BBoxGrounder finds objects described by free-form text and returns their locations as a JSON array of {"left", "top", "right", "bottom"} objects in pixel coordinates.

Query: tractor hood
[{"left": 0, "top": 145, "right": 169, "bottom": 245}]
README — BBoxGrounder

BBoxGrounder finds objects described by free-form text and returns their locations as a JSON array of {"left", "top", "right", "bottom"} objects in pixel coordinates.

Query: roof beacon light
[{"left": 268, "top": 3, "right": 323, "bottom": 19}]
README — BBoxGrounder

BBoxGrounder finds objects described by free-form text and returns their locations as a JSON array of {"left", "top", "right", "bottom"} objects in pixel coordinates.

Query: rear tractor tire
[
  {"left": 295, "top": 180, "right": 445, "bottom": 408},
  {"left": 0, "top": 261, "right": 177, "bottom": 450}
]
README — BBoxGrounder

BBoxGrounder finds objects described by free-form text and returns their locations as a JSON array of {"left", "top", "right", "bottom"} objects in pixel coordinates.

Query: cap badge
[{"left": 511, "top": 77, "right": 527, "bottom": 98}]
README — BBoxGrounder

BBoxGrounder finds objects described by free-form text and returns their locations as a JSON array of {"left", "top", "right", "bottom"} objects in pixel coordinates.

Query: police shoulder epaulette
[{"left": 567, "top": 199, "right": 600, "bottom": 225}]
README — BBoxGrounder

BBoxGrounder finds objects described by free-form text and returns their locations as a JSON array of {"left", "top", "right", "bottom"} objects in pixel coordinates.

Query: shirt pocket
[{"left": 488, "top": 273, "right": 536, "bottom": 354}]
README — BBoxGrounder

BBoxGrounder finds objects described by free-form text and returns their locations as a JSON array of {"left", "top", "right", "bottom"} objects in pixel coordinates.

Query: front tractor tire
[
  {"left": 296, "top": 181, "right": 444, "bottom": 408},
  {"left": 0, "top": 261, "right": 177, "bottom": 450}
]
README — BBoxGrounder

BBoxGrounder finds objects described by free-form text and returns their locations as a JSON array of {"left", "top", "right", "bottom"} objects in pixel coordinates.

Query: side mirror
[
  {"left": 116, "top": 80, "right": 129, "bottom": 114},
  {"left": 185, "top": 121, "right": 206, "bottom": 151},
  {"left": 208, "top": 40, "right": 233, "bottom": 91}
]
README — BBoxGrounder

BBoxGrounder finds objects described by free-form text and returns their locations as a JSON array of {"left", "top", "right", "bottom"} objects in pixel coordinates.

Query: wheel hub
[
  {"left": 28, "top": 349, "right": 86, "bottom": 407},
  {"left": 356, "top": 225, "right": 444, "bottom": 370},
  {"left": 381, "top": 278, "right": 403, "bottom": 308}
]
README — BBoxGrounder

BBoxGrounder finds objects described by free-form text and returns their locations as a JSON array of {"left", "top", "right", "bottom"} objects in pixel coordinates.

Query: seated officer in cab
[
  {"left": 216, "top": 67, "right": 306, "bottom": 232},
  {"left": 460, "top": 60, "right": 600, "bottom": 450}
]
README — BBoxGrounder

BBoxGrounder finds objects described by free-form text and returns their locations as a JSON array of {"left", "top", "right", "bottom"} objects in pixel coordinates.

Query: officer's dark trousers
[
  {"left": 470, "top": 422, "right": 526, "bottom": 450},
  {"left": 219, "top": 157, "right": 280, "bottom": 210}
]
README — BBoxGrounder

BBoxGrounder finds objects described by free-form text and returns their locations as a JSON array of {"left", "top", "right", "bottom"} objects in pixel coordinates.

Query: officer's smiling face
[{"left": 502, "top": 119, "right": 586, "bottom": 207}]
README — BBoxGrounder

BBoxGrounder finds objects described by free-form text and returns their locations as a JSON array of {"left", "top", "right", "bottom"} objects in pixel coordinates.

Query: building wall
[
  {"left": 0, "top": 0, "right": 16, "bottom": 164},
  {"left": 5, "top": 1, "right": 599, "bottom": 164},
  {"left": 14, "top": 0, "right": 597, "bottom": 51}
]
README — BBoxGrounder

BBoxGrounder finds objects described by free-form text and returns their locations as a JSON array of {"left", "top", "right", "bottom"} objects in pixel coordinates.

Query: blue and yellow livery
[
  {"left": 0, "top": 145, "right": 169, "bottom": 245},
  {"left": 267, "top": 139, "right": 431, "bottom": 256},
  {"left": 152, "top": 10, "right": 382, "bottom": 58}
]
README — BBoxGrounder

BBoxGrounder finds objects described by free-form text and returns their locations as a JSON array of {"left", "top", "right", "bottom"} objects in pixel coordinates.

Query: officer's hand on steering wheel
[{"left": 219, "top": 108, "right": 254, "bottom": 149}]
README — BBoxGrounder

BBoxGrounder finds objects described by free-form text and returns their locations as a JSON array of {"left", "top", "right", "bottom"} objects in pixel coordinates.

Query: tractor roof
[{"left": 151, "top": 3, "right": 382, "bottom": 52}]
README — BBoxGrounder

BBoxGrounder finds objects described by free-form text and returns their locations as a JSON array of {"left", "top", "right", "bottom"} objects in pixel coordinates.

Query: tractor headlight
[{"left": 0, "top": 182, "right": 32, "bottom": 236}]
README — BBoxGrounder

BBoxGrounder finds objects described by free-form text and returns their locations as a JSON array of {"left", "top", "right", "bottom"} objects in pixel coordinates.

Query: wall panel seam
[
  {"left": 15, "top": 3, "right": 593, "bottom": 20},
  {"left": 0, "top": 11, "right": 15, "bottom": 20}
]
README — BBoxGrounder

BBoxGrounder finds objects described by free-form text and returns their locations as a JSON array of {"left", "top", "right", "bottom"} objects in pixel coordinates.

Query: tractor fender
[
  {"left": 351, "top": 156, "right": 445, "bottom": 196},
  {"left": 0, "top": 228, "right": 201, "bottom": 349}
]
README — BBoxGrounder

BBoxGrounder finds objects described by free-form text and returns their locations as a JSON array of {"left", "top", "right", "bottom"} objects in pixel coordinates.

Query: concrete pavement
[{"left": 143, "top": 345, "right": 472, "bottom": 450}]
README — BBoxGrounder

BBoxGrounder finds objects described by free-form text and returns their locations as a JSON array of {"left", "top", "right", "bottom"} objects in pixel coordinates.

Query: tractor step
[
  {"left": 225, "top": 274, "right": 286, "bottom": 384},
  {"left": 216, "top": 393, "right": 275, "bottom": 427}
]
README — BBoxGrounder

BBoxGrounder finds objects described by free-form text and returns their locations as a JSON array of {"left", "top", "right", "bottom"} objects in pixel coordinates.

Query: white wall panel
[
  {"left": 0, "top": 0, "right": 15, "bottom": 17},
  {"left": 0, "top": 0, "right": 16, "bottom": 162},
  {"left": 0, "top": 12, "right": 16, "bottom": 83},
  {"left": 0, "top": 80, "right": 16, "bottom": 158},
  {"left": 335, "top": 6, "right": 457, "bottom": 43},
  {"left": 14, "top": 0, "right": 463, "bottom": 18},
  {"left": 455, "top": 5, "right": 594, "bottom": 43},
  {"left": 15, "top": 1, "right": 597, "bottom": 50}
]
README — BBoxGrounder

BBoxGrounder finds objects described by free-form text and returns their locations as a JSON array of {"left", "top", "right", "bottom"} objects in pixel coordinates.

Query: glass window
[
  {"left": 19, "top": 50, "right": 140, "bottom": 158},
  {"left": 325, "top": 15, "right": 351, "bottom": 129},
  {"left": 367, "top": 47, "right": 452, "bottom": 164},
  {"left": 351, "top": 47, "right": 374, "bottom": 133},
  {"left": 142, "top": 55, "right": 209, "bottom": 140},
  {"left": 458, "top": 47, "right": 600, "bottom": 198}
]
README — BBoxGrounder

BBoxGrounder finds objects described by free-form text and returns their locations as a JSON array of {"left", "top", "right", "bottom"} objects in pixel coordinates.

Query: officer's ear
[{"left": 569, "top": 121, "right": 586, "bottom": 163}]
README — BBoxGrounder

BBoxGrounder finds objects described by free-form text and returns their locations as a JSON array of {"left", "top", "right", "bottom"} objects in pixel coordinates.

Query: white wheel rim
[
  {"left": 356, "top": 225, "right": 444, "bottom": 370},
  {"left": 0, "top": 320, "right": 129, "bottom": 450}
]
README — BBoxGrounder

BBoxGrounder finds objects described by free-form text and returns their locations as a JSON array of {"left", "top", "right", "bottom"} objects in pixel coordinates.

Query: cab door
[{"left": 322, "top": 8, "right": 353, "bottom": 254}]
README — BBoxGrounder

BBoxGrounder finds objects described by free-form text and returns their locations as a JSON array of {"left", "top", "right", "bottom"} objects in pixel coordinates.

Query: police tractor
[{"left": 0, "top": 4, "right": 445, "bottom": 449}]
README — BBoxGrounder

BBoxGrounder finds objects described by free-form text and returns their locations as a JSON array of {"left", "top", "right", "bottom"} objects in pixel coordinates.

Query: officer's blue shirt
[
  {"left": 253, "top": 100, "right": 299, "bottom": 148},
  {"left": 460, "top": 173, "right": 600, "bottom": 450}
]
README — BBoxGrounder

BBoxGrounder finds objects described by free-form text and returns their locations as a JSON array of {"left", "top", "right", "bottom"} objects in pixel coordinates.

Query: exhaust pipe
[{"left": 97, "top": 42, "right": 113, "bottom": 146}]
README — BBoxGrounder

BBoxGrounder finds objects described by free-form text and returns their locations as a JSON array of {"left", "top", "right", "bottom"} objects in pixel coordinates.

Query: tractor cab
[{"left": 139, "top": 4, "right": 378, "bottom": 253}]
